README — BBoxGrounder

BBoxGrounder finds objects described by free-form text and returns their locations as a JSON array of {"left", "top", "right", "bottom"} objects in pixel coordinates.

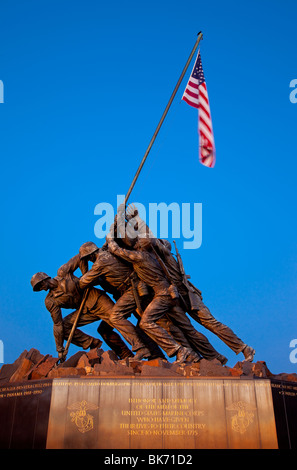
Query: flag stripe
[
  {"left": 199, "top": 114, "right": 212, "bottom": 135},
  {"left": 198, "top": 102, "right": 211, "bottom": 120},
  {"left": 187, "top": 83, "right": 199, "bottom": 94},
  {"left": 188, "top": 79, "right": 198, "bottom": 89},
  {"left": 182, "top": 94, "right": 199, "bottom": 108},
  {"left": 201, "top": 155, "right": 214, "bottom": 168},
  {"left": 198, "top": 93, "right": 210, "bottom": 113},
  {"left": 199, "top": 82, "right": 208, "bottom": 98},
  {"left": 182, "top": 96, "right": 198, "bottom": 108},
  {"left": 199, "top": 121, "right": 214, "bottom": 144},
  {"left": 184, "top": 88, "right": 200, "bottom": 100}
]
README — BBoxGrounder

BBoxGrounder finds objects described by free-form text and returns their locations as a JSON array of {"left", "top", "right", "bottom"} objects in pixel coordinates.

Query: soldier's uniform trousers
[
  {"left": 187, "top": 295, "right": 246, "bottom": 354},
  {"left": 63, "top": 290, "right": 133, "bottom": 359}
]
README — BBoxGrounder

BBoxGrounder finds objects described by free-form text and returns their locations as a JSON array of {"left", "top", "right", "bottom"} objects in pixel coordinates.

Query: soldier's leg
[
  {"left": 188, "top": 297, "right": 247, "bottom": 355},
  {"left": 87, "top": 291, "right": 135, "bottom": 358},
  {"left": 97, "top": 321, "right": 133, "bottom": 359},
  {"left": 63, "top": 292, "right": 134, "bottom": 359},
  {"left": 139, "top": 294, "right": 197, "bottom": 352},
  {"left": 108, "top": 287, "right": 151, "bottom": 355},
  {"left": 134, "top": 321, "right": 166, "bottom": 360},
  {"left": 62, "top": 292, "right": 117, "bottom": 351},
  {"left": 63, "top": 310, "right": 101, "bottom": 350},
  {"left": 139, "top": 295, "right": 184, "bottom": 358},
  {"left": 133, "top": 294, "right": 167, "bottom": 360},
  {"left": 169, "top": 303, "right": 220, "bottom": 360},
  {"left": 157, "top": 316, "right": 193, "bottom": 349}
]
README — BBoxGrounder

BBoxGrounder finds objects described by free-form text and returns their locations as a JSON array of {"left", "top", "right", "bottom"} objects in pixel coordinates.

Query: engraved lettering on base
[
  {"left": 226, "top": 401, "right": 256, "bottom": 434},
  {"left": 67, "top": 400, "right": 98, "bottom": 434}
]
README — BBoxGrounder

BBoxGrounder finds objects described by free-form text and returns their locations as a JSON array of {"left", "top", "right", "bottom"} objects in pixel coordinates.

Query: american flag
[{"left": 182, "top": 50, "right": 216, "bottom": 168}]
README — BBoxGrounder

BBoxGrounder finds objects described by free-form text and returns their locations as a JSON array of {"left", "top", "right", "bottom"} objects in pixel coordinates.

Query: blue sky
[{"left": 0, "top": 0, "right": 296, "bottom": 373}]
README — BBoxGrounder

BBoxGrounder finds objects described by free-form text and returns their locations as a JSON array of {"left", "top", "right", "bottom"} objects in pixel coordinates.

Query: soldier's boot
[
  {"left": 174, "top": 346, "right": 192, "bottom": 363},
  {"left": 186, "top": 351, "right": 202, "bottom": 363},
  {"left": 121, "top": 350, "right": 134, "bottom": 359},
  {"left": 97, "top": 322, "right": 134, "bottom": 359},
  {"left": 243, "top": 345, "right": 255, "bottom": 362},
  {"left": 216, "top": 354, "right": 228, "bottom": 365},
  {"left": 130, "top": 347, "right": 151, "bottom": 361},
  {"left": 89, "top": 338, "right": 103, "bottom": 349}
]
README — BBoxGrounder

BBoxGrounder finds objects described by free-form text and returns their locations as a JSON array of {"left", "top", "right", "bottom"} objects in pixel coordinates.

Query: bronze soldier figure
[
  {"left": 115, "top": 204, "right": 227, "bottom": 363},
  {"left": 152, "top": 238, "right": 256, "bottom": 362},
  {"left": 106, "top": 234, "right": 203, "bottom": 363},
  {"left": 79, "top": 242, "right": 203, "bottom": 362},
  {"left": 78, "top": 242, "right": 163, "bottom": 361},
  {"left": 30, "top": 254, "right": 133, "bottom": 361},
  {"left": 123, "top": 203, "right": 255, "bottom": 362}
]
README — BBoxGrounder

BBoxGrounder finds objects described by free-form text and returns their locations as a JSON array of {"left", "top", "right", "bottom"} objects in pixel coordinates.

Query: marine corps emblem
[
  {"left": 68, "top": 400, "right": 99, "bottom": 433},
  {"left": 226, "top": 401, "right": 256, "bottom": 434}
]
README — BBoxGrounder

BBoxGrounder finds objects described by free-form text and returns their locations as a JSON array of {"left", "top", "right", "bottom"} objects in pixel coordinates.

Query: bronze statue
[
  {"left": 30, "top": 200, "right": 255, "bottom": 365},
  {"left": 78, "top": 242, "right": 203, "bottom": 362},
  {"left": 111, "top": 205, "right": 227, "bottom": 363},
  {"left": 78, "top": 242, "right": 162, "bottom": 361},
  {"left": 106, "top": 234, "right": 203, "bottom": 363},
  {"left": 121, "top": 204, "right": 255, "bottom": 363}
]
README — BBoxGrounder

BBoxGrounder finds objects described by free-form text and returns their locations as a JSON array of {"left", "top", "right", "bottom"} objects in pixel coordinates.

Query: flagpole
[{"left": 124, "top": 32, "right": 203, "bottom": 206}]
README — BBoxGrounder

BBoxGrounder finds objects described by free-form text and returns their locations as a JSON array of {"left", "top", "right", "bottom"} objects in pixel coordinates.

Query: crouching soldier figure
[{"left": 31, "top": 254, "right": 133, "bottom": 361}]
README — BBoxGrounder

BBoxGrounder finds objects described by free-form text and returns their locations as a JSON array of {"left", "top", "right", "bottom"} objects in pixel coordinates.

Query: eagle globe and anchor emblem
[
  {"left": 226, "top": 401, "right": 256, "bottom": 434},
  {"left": 67, "top": 400, "right": 99, "bottom": 433}
]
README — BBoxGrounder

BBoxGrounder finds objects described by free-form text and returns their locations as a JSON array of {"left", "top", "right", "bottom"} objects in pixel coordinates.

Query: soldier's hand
[
  {"left": 58, "top": 351, "right": 66, "bottom": 363},
  {"left": 117, "top": 203, "right": 126, "bottom": 217},
  {"left": 126, "top": 203, "right": 138, "bottom": 220},
  {"left": 106, "top": 231, "right": 114, "bottom": 243}
]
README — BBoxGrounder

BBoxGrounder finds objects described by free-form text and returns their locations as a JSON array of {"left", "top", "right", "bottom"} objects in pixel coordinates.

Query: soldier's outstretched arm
[
  {"left": 79, "top": 261, "right": 104, "bottom": 290},
  {"left": 57, "top": 254, "right": 88, "bottom": 278},
  {"left": 106, "top": 235, "right": 143, "bottom": 263}
]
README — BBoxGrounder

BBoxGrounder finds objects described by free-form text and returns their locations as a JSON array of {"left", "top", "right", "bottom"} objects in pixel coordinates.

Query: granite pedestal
[{"left": 1, "top": 376, "right": 293, "bottom": 449}]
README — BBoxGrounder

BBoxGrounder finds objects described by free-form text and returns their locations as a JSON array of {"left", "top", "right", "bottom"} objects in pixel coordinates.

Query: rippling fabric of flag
[{"left": 182, "top": 50, "right": 216, "bottom": 168}]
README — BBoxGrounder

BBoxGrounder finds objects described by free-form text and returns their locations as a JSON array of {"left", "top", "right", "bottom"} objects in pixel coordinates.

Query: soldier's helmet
[
  {"left": 79, "top": 241, "right": 99, "bottom": 259},
  {"left": 31, "top": 272, "right": 51, "bottom": 291}
]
